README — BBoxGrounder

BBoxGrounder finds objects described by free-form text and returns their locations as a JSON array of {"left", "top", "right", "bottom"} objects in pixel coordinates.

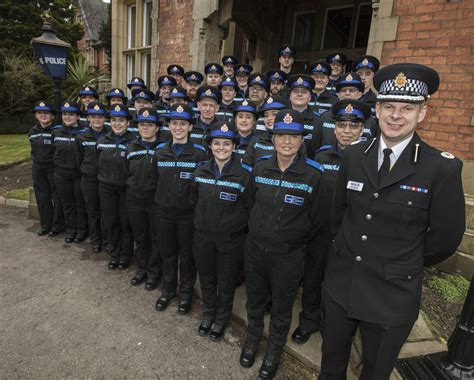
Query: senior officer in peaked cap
[{"left": 319, "top": 63, "right": 466, "bottom": 380}]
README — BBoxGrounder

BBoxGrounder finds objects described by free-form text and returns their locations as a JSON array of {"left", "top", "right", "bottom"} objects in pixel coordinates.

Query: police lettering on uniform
[
  {"left": 320, "top": 63, "right": 466, "bottom": 380},
  {"left": 52, "top": 101, "right": 88, "bottom": 244},
  {"left": 154, "top": 103, "right": 208, "bottom": 315},
  {"left": 287, "top": 74, "right": 323, "bottom": 158},
  {"left": 233, "top": 64, "right": 253, "bottom": 101},
  {"left": 96, "top": 104, "right": 135, "bottom": 270},
  {"left": 76, "top": 102, "right": 108, "bottom": 253},
  {"left": 242, "top": 96, "right": 290, "bottom": 167},
  {"left": 291, "top": 99, "right": 372, "bottom": 345},
  {"left": 29, "top": 101, "right": 64, "bottom": 236},
  {"left": 194, "top": 121, "right": 251, "bottom": 341},
  {"left": 308, "top": 61, "right": 338, "bottom": 114},
  {"left": 316, "top": 72, "right": 378, "bottom": 147},
  {"left": 126, "top": 108, "right": 164, "bottom": 291},
  {"left": 193, "top": 85, "right": 221, "bottom": 147},
  {"left": 240, "top": 109, "right": 329, "bottom": 379},
  {"left": 233, "top": 100, "right": 258, "bottom": 161}
]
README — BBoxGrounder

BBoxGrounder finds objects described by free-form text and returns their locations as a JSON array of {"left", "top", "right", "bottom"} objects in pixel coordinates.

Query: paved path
[{"left": 0, "top": 206, "right": 315, "bottom": 379}]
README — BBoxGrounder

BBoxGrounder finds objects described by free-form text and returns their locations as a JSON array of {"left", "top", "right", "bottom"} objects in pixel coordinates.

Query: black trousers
[
  {"left": 54, "top": 169, "right": 87, "bottom": 238},
  {"left": 319, "top": 292, "right": 414, "bottom": 380},
  {"left": 81, "top": 175, "right": 101, "bottom": 245},
  {"left": 193, "top": 230, "right": 245, "bottom": 326},
  {"left": 32, "top": 165, "right": 64, "bottom": 232},
  {"left": 99, "top": 183, "right": 133, "bottom": 262},
  {"left": 298, "top": 238, "right": 330, "bottom": 332},
  {"left": 127, "top": 197, "right": 162, "bottom": 280},
  {"left": 156, "top": 211, "right": 196, "bottom": 301},
  {"left": 244, "top": 235, "right": 305, "bottom": 352}
]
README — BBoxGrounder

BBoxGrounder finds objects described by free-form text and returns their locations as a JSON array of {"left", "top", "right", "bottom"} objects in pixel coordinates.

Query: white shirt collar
[{"left": 378, "top": 134, "right": 414, "bottom": 169}]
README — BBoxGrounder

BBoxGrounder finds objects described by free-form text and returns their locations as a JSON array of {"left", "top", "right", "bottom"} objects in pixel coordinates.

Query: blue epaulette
[
  {"left": 315, "top": 144, "right": 332, "bottom": 153},
  {"left": 53, "top": 124, "right": 62, "bottom": 129},
  {"left": 255, "top": 154, "right": 272, "bottom": 164},
  {"left": 193, "top": 143, "right": 207, "bottom": 152},
  {"left": 157, "top": 142, "right": 167, "bottom": 149},
  {"left": 79, "top": 128, "right": 88, "bottom": 133},
  {"left": 313, "top": 111, "right": 321, "bottom": 117},
  {"left": 241, "top": 162, "right": 253, "bottom": 173},
  {"left": 305, "top": 158, "right": 324, "bottom": 173}
]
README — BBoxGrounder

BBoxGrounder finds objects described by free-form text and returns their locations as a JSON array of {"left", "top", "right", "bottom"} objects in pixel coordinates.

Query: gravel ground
[{"left": 0, "top": 205, "right": 316, "bottom": 379}]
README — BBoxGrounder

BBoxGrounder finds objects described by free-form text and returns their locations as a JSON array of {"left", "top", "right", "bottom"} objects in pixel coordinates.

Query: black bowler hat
[
  {"left": 374, "top": 63, "right": 440, "bottom": 103},
  {"left": 204, "top": 63, "right": 224, "bottom": 75},
  {"left": 352, "top": 56, "right": 380, "bottom": 72},
  {"left": 272, "top": 109, "right": 305, "bottom": 135},
  {"left": 278, "top": 45, "right": 296, "bottom": 57},
  {"left": 206, "top": 120, "right": 239, "bottom": 144},
  {"left": 266, "top": 70, "right": 287, "bottom": 83},
  {"left": 183, "top": 71, "right": 204, "bottom": 84},
  {"left": 222, "top": 55, "right": 239, "bottom": 66},
  {"left": 287, "top": 74, "right": 316, "bottom": 92},
  {"left": 166, "top": 104, "right": 195, "bottom": 123},
  {"left": 331, "top": 100, "right": 372, "bottom": 122},
  {"left": 196, "top": 85, "right": 222, "bottom": 103},
  {"left": 167, "top": 64, "right": 185, "bottom": 76},
  {"left": 327, "top": 53, "right": 347, "bottom": 65},
  {"left": 308, "top": 61, "right": 332, "bottom": 76},
  {"left": 335, "top": 72, "right": 365, "bottom": 92}
]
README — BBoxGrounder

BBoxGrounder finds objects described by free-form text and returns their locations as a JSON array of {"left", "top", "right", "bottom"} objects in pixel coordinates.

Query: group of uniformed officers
[{"left": 29, "top": 44, "right": 466, "bottom": 379}]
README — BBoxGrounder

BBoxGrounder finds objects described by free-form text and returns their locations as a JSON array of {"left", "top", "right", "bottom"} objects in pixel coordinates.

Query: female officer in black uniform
[
  {"left": 96, "top": 104, "right": 135, "bottom": 270},
  {"left": 52, "top": 101, "right": 88, "bottom": 244},
  {"left": 233, "top": 100, "right": 258, "bottom": 161},
  {"left": 239, "top": 109, "right": 329, "bottom": 379},
  {"left": 29, "top": 101, "right": 64, "bottom": 236},
  {"left": 126, "top": 108, "right": 163, "bottom": 291},
  {"left": 154, "top": 104, "right": 207, "bottom": 315},
  {"left": 193, "top": 121, "right": 251, "bottom": 341},
  {"left": 76, "top": 102, "right": 108, "bottom": 253}
]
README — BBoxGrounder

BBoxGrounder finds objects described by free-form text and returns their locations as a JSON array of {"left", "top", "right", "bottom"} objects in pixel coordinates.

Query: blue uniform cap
[
  {"left": 272, "top": 109, "right": 305, "bottom": 135},
  {"left": 157, "top": 75, "right": 177, "bottom": 88},
  {"left": 131, "top": 88, "right": 155, "bottom": 102},
  {"left": 278, "top": 45, "right": 296, "bottom": 57},
  {"left": 106, "top": 88, "right": 127, "bottom": 101},
  {"left": 108, "top": 104, "right": 130, "bottom": 118},
  {"left": 207, "top": 120, "right": 239, "bottom": 144},
  {"left": 308, "top": 61, "right": 332, "bottom": 76},
  {"left": 196, "top": 85, "right": 222, "bottom": 104},
  {"left": 167, "top": 64, "right": 185, "bottom": 76},
  {"left": 60, "top": 101, "right": 80, "bottom": 113},
  {"left": 259, "top": 96, "right": 291, "bottom": 114},
  {"left": 234, "top": 64, "right": 253, "bottom": 76},
  {"left": 332, "top": 99, "right": 371, "bottom": 121},
  {"left": 335, "top": 72, "right": 365, "bottom": 92},
  {"left": 86, "top": 102, "right": 107, "bottom": 116},
  {"left": 137, "top": 107, "right": 161, "bottom": 125},
  {"left": 287, "top": 75, "right": 315, "bottom": 92},
  {"left": 127, "top": 77, "right": 147, "bottom": 89},
  {"left": 222, "top": 55, "right": 238, "bottom": 66},
  {"left": 169, "top": 86, "right": 189, "bottom": 100},
  {"left": 266, "top": 70, "right": 287, "bottom": 83},
  {"left": 79, "top": 86, "right": 99, "bottom": 98},
  {"left": 166, "top": 104, "right": 195, "bottom": 123},
  {"left": 353, "top": 56, "right": 380, "bottom": 72},
  {"left": 326, "top": 53, "right": 347, "bottom": 65},
  {"left": 248, "top": 73, "right": 270, "bottom": 92},
  {"left": 183, "top": 71, "right": 204, "bottom": 84},
  {"left": 233, "top": 99, "right": 258, "bottom": 116},
  {"left": 33, "top": 100, "right": 54, "bottom": 113},
  {"left": 219, "top": 76, "right": 239, "bottom": 91},
  {"left": 204, "top": 63, "right": 224, "bottom": 75}
]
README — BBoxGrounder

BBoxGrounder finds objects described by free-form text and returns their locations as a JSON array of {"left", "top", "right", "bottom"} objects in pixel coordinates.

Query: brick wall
[
  {"left": 154, "top": 0, "right": 194, "bottom": 83},
  {"left": 380, "top": 0, "right": 474, "bottom": 159}
]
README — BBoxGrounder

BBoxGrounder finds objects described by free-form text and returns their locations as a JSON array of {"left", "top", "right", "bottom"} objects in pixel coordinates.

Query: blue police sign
[{"left": 31, "top": 23, "right": 71, "bottom": 79}]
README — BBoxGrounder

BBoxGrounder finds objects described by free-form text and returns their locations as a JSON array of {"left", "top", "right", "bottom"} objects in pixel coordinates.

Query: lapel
[
  {"left": 361, "top": 138, "right": 379, "bottom": 189},
  {"left": 377, "top": 134, "right": 418, "bottom": 191}
]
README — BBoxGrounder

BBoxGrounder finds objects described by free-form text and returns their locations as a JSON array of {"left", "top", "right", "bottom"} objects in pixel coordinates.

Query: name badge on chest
[
  {"left": 180, "top": 172, "right": 193, "bottom": 180},
  {"left": 219, "top": 192, "right": 237, "bottom": 202},
  {"left": 284, "top": 194, "right": 304, "bottom": 206},
  {"left": 43, "top": 139, "right": 52, "bottom": 145},
  {"left": 347, "top": 180, "right": 364, "bottom": 192}
]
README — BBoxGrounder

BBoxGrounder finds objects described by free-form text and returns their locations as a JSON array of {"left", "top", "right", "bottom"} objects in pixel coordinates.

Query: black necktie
[{"left": 379, "top": 148, "right": 392, "bottom": 184}]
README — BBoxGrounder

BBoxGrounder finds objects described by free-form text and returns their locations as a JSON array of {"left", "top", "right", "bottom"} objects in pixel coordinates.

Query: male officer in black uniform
[
  {"left": 192, "top": 85, "right": 222, "bottom": 146},
  {"left": 217, "top": 76, "right": 239, "bottom": 122},
  {"left": 320, "top": 63, "right": 466, "bottom": 380},
  {"left": 291, "top": 99, "right": 371, "bottom": 345},
  {"left": 278, "top": 45, "right": 296, "bottom": 76},
  {"left": 167, "top": 64, "right": 185, "bottom": 85},
  {"left": 326, "top": 53, "right": 347, "bottom": 92},
  {"left": 234, "top": 64, "right": 253, "bottom": 100},
  {"left": 353, "top": 55, "right": 380, "bottom": 112},
  {"left": 308, "top": 61, "right": 338, "bottom": 114},
  {"left": 222, "top": 55, "right": 238, "bottom": 77},
  {"left": 266, "top": 70, "right": 287, "bottom": 97},
  {"left": 204, "top": 63, "right": 224, "bottom": 86}
]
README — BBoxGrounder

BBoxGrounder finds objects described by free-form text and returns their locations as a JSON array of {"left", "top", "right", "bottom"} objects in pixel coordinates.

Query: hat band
[
  {"left": 108, "top": 92, "right": 125, "bottom": 98},
  {"left": 61, "top": 106, "right": 80, "bottom": 113},
  {"left": 109, "top": 111, "right": 129, "bottom": 117},
  {"left": 311, "top": 68, "right": 329, "bottom": 75},
  {"left": 379, "top": 78, "right": 429, "bottom": 97},
  {"left": 261, "top": 102, "right": 287, "bottom": 111},
  {"left": 355, "top": 62, "right": 375, "bottom": 69},
  {"left": 198, "top": 93, "right": 218, "bottom": 100},
  {"left": 80, "top": 91, "right": 97, "bottom": 96},
  {"left": 270, "top": 76, "right": 284, "bottom": 82},
  {"left": 291, "top": 80, "right": 312, "bottom": 89},
  {"left": 336, "top": 108, "right": 365, "bottom": 119},
  {"left": 34, "top": 106, "right": 53, "bottom": 112},
  {"left": 235, "top": 105, "right": 257, "bottom": 113},
  {"left": 170, "top": 91, "right": 187, "bottom": 98},
  {"left": 134, "top": 95, "right": 152, "bottom": 101},
  {"left": 221, "top": 81, "right": 237, "bottom": 87},
  {"left": 209, "top": 130, "right": 236, "bottom": 139},
  {"left": 338, "top": 80, "right": 363, "bottom": 87},
  {"left": 376, "top": 94, "right": 426, "bottom": 103},
  {"left": 137, "top": 115, "right": 159, "bottom": 123},
  {"left": 87, "top": 109, "right": 106, "bottom": 116},
  {"left": 273, "top": 122, "right": 304, "bottom": 133},
  {"left": 168, "top": 111, "right": 192, "bottom": 120}
]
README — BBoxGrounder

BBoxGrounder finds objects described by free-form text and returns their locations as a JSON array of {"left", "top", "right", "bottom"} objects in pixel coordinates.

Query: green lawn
[
  {"left": 0, "top": 134, "right": 30, "bottom": 166},
  {"left": 5, "top": 187, "right": 30, "bottom": 201}
]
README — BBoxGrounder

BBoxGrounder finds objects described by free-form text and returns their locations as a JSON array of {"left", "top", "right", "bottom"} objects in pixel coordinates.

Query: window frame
[{"left": 320, "top": 4, "right": 354, "bottom": 50}]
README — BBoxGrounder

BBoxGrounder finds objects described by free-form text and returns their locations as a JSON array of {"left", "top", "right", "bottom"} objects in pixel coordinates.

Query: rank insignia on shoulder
[{"left": 441, "top": 151, "right": 454, "bottom": 159}]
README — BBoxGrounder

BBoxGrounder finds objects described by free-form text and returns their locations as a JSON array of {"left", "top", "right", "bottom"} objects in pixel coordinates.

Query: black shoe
[
  {"left": 105, "top": 243, "right": 112, "bottom": 253},
  {"left": 118, "top": 261, "right": 129, "bottom": 270},
  {"left": 92, "top": 245, "right": 102, "bottom": 254},
  {"left": 291, "top": 327, "right": 312, "bottom": 345},
  {"left": 198, "top": 320, "right": 213, "bottom": 337},
  {"left": 178, "top": 299, "right": 192, "bottom": 315},
  {"left": 240, "top": 339, "right": 259, "bottom": 368},
  {"left": 210, "top": 325, "right": 225, "bottom": 341},
  {"left": 259, "top": 351, "right": 281, "bottom": 379},
  {"left": 145, "top": 278, "right": 159, "bottom": 291},
  {"left": 130, "top": 273, "right": 147, "bottom": 286},
  {"left": 155, "top": 296, "right": 174, "bottom": 311},
  {"left": 73, "top": 235, "right": 87, "bottom": 243},
  {"left": 108, "top": 260, "right": 119, "bottom": 270},
  {"left": 64, "top": 237, "right": 75, "bottom": 244},
  {"left": 37, "top": 230, "right": 49, "bottom": 236},
  {"left": 48, "top": 230, "right": 61, "bottom": 237}
]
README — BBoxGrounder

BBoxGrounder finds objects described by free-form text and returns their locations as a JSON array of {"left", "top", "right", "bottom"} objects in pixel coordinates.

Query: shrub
[{"left": 427, "top": 273, "right": 470, "bottom": 303}]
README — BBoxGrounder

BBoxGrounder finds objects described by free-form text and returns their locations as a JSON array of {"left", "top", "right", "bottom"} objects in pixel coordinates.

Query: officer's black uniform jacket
[
  {"left": 126, "top": 138, "right": 162, "bottom": 201},
  {"left": 79, "top": 110, "right": 90, "bottom": 129},
  {"left": 247, "top": 152, "right": 328, "bottom": 248},
  {"left": 309, "top": 90, "right": 339, "bottom": 115},
  {"left": 300, "top": 107, "right": 323, "bottom": 159},
  {"left": 96, "top": 131, "right": 136, "bottom": 186},
  {"left": 154, "top": 139, "right": 207, "bottom": 216},
  {"left": 29, "top": 123, "right": 57, "bottom": 169},
  {"left": 52, "top": 124, "right": 87, "bottom": 173},
  {"left": 324, "top": 134, "right": 466, "bottom": 327},
  {"left": 153, "top": 98, "right": 170, "bottom": 125},
  {"left": 193, "top": 155, "right": 252, "bottom": 240},
  {"left": 127, "top": 111, "right": 140, "bottom": 138},
  {"left": 314, "top": 144, "right": 343, "bottom": 189},
  {"left": 76, "top": 127, "right": 108, "bottom": 177},
  {"left": 242, "top": 131, "right": 274, "bottom": 167},
  {"left": 235, "top": 133, "right": 255, "bottom": 161},
  {"left": 360, "top": 89, "right": 378, "bottom": 115},
  {"left": 317, "top": 111, "right": 379, "bottom": 147},
  {"left": 191, "top": 117, "right": 218, "bottom": 148},
  {"left": 215, "top": 101, "right": 235, "bottom": 122}
]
